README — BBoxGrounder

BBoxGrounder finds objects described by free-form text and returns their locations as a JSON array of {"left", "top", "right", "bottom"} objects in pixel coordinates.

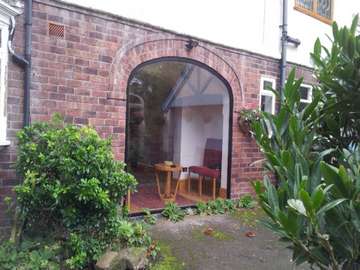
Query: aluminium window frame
[{"left": 124, "top": 56, "right": 234, "bottom": 216}]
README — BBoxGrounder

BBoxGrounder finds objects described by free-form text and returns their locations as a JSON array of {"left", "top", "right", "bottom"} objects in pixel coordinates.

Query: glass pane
[
  {"left": 263, "top": 80, "right": 273, "bottom": 90},
  {"left": 296, "top": 0, "right": 314, "bottom": 10},
  {"left": 317, "top": 0, "right": 331, "bottom": 19},
  {"left": 260, "top": 94, "right": 273, "bottom": 113},
  {"left": 300, "top": 102, "right": 309, "bottom": 111},
  {"left": 299, "top": 86, "right": 309, "bottom": 100},
  {"left": 127, "top": 60, "right": 230, "bottom": 211}
]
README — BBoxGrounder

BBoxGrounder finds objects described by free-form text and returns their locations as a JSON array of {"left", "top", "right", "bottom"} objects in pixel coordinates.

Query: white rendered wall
[{"left": 68, "top": 0, "right": 359, "bottom": 67}]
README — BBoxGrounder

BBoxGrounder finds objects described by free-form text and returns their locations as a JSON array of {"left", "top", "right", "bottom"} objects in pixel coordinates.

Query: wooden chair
[{"left": 187, "top": 138, "right": 222, "bottom": 200}]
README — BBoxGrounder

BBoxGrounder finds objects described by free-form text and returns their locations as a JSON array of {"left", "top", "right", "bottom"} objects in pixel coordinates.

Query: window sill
[{"left": 0, "top": 140, "right": 11, "bottom": 147}]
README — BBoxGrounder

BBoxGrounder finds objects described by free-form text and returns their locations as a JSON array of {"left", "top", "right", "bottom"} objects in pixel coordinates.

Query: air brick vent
[{"left": 48, "top": 22, "right": 65, "bottom": 38}]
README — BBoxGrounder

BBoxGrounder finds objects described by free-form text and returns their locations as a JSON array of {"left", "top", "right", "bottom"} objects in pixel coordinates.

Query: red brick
[{"left": 0, "top": 0, "right": 316, "bottom": 230}]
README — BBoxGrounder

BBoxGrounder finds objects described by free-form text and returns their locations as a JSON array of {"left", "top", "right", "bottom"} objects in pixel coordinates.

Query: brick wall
[{"left": 0, "top": 0, "right": 316, "bottom": 230}]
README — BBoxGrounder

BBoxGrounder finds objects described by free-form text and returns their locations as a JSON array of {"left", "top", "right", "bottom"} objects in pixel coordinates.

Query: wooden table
[{"left": 154, "top": 163, "right": 182, "bottom": 202}]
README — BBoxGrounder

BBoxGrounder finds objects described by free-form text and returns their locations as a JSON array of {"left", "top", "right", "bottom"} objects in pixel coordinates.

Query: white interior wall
[{"left": 171, "top": 105, "right": 228, "bottom": 186}]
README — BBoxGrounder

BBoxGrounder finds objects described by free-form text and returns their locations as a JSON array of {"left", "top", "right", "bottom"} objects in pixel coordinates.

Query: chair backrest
[{"left": 203, "top": 138, "right": 222, "bottom": 169}]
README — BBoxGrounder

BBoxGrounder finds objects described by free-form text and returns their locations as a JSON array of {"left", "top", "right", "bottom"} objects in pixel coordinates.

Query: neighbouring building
[{"left": 0, "top": 0, "right": 359, "bottom": 230}]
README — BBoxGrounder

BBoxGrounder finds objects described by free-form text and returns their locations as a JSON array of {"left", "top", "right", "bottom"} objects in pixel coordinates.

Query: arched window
[{"left": 126, "top": 58, "right": 232, "bottom": 211}]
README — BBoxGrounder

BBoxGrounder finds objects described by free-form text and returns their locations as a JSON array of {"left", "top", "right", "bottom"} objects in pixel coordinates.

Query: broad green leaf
[
  {"left": 311, "top": 186, "right": 325, "bottom": 211},
  {"left": 314, "top": 38, "right": 322, "bottom": 57},
  {"left": 350, "top": 14, "right": 359, "bottom": 35},
  {"left": 332, "top": 21, "right": 339, "bottom": 40},
  {"left": 320, "top": 161, "right": 349, "bottom": 197},
  {"left": 317, "top": 199, "right": 347, "bottom": 216},
  {"left": 288, "top": 199, "right": 306, "bottom": 216},
  {"left": 299, "top": 189, "right": 313, "bottom": 216}
]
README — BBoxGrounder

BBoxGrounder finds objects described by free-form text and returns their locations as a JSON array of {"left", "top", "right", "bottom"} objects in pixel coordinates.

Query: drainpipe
[
  {"left": 8, "top": 0, "right": 32, "bottom": 127},
  {"left": 279, "top": 0, "right": 301, "bottom": 107},
  {"left": 279, "top": 0, "right": 288, "bottom": 105}
]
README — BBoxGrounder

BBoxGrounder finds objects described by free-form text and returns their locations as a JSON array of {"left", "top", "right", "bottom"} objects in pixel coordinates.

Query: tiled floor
[
  {"left": 130, "top": 184, "right": 196, "bottom": 212},
  {"left": 128, "top": 166, "right": 221, "bottom": 213}
]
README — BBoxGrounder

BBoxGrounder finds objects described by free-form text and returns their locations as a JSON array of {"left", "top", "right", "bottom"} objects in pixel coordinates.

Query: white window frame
[
  {"left": 0, "top": 2, "right": 21, "bottom": 146},
  {"left": 299, "top": 83, "right": 313, "bottom": 106},
  {"left": 0, "top": 22, "right": 10, "bottom": 146},
  {"left": 259, "top": 77, "right": 276, "bottom": 114}
]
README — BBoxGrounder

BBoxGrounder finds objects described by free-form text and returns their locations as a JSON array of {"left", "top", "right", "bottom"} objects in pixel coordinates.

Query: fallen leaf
[
  {"left": 203, "top": 227, "right": 214, "bottom": 236},
  {"left": 245, "top": 231, "right": 256, "bottom": 238}
]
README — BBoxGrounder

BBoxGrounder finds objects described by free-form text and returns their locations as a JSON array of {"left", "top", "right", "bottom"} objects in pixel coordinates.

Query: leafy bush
[
  {"left": 161, "top": 202, "right": 185, "bottom": 222},
  {"left": 223, "top": 199, "right": 236, "bottom": 212},
  {"left": 196, "top": 202, "right": 211, "bottom": 215},
  {"left": 251, "top": 17, "right": 360, "bottom": 270},
  {"left": 207, "top": 199, "right": 227, "bottom": 214},
  {"left": 236, "top": 195, "right": 256, "bottom": 209},
  {"left": 312, "top": 15, "right": 360, "bottom": 151},
  {"left": 254, "top": 149, "right": 360, "bottom": 269},
  {"left": 196, "top": 199, "right": 237, "bottom": 215},
  {"left": 143, "top": 208, "right": 157, "bottom": 225},
  {"left": 0, "top": 240, "right": 60, "bottom": 270},
  {"left": 12, "top": 116, "right": 137, "bottom": 269},
  {"left": 116, "top": 220, "right": 153, "bottom": 248}
]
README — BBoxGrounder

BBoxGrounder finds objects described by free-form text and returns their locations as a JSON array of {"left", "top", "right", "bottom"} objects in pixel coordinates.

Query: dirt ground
[{"left": 149, "top": 209, "right": 309, "bottom": 270}]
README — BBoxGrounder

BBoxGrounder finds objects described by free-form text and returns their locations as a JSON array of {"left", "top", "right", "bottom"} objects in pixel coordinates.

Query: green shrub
[
  {"left": 251, "top": 17, "right": 360, "bottom": 269},
  {"left": 195, "top": 202, "right": 210, "bottom": 215},
  {"left": 237, "top": 195, "right": 256, "bottom": 209},
  {"left": 143, "top": 208, "right": 157, "bottom": 225},
  {"left": 161, "top": 202, "right": 185, "bottom": 222},
  {"left": 0, "top": 240, "right": 60, "bottom": 270},
  {"left": 116, "top": 220, "right": 152, "bottom": 247},
  {"left": 12, "top": 116, "right": 137, "bottom": 269},
  {"left": 312, "top": 16, "right": 360, "bottom": 151},
  {"left": 196, "top": 199, "right": 237, "bottom": 215},
  {"left": 223, "top": 199, "right": 236, "bottom": 212},
  {"left": 207, "top": 199, "right": 226, "bottom": 214}
]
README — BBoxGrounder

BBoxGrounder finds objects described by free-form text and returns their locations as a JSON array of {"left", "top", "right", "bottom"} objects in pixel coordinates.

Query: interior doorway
[{"left": 125, "top": 58, "right": 232, "bottom": 212}]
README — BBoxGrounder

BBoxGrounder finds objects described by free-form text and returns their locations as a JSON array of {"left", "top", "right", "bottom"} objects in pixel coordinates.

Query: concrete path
[{"left": 149, "top": 209, "right": 308, "bottom": 270}]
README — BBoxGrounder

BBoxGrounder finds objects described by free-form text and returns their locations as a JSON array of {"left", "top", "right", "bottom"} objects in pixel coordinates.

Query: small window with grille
[{"left": 295, "top": 0, "right": 332, "bottom": 24}]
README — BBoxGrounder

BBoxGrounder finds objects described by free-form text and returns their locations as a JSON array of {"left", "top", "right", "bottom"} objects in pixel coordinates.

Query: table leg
[
  {"left": 212, "top": 178, "right": 216, "bottom": 200},
  {"left": 199, "top": 175, "right": 203, "bottom": 197},
  {"left": 187, "top": 172, "right": 191, "bottom": 193},
  {"left": 165, "top": 171, "right": 171, "bottom": 198},
  {"left": 155, "top": 171, "right": 162, "bottom": 198}
]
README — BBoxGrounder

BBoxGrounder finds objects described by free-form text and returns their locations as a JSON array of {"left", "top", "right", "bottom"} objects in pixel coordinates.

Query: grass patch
[
  {"left": 230, "top": 208, "right": 264, "bottom": 228},
  {"left": 150, "top": 241, "right": 185, "bottom": 270},
  {"left": 212, "top": 230, "right": 233, "bottom": 241},
  {"left": 191, "top": 226, "right": 233, "bottom": 241}
]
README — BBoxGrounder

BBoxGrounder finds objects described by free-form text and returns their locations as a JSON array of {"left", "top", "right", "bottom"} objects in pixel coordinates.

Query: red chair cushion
[{"left": 189, "top": 166, "right": 220, "bottom": 178}]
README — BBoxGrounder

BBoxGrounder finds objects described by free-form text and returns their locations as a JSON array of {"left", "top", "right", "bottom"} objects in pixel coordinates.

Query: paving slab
[{"left": 149, "top": 210, "right": 309, "bottom": 270}]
